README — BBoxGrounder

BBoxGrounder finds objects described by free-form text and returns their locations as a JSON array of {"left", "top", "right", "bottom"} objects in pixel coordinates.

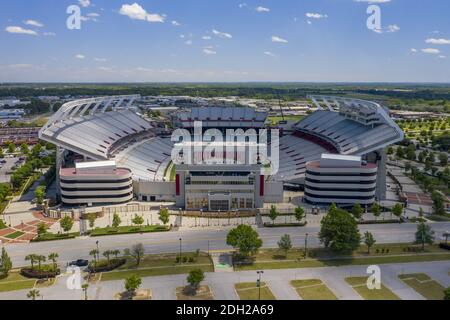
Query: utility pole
[{"left": 256, "top": 271, "right": 264, "bottom": 300}]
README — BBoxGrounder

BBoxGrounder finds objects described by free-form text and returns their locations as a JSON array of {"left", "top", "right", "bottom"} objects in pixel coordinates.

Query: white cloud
[
  {"left": 238, "top": 3, "right": 247, "bottom": 8},
  {"left": 75, "top": 54, "right": 86, "bottom": 59},
  {"left": 202, "top": 36, "right": 212, "bottom": 40},
  {"left": 264, "top": 51, "right": 275, "bottom": 57},
  {"left": 386, "top": 24, "right": 400, "bottom": 33},
  {"left": 172, "top": 20, "right": 181, "bottom": 26},
  {"left": 119, "top": 3, "right": 165, "bottom": 23},
  {"left": 43, "top": 32, "right": 56, "bottom": 36},
  {"left": 305, "top": 13, "right": 327, "bottom": 19},
  {"left": 5, "top": 26, "right": 37, "bottom": 36},
  {"left": 271, "top": 36, "right": 288, "bottom": 43},
  {"left": 421, "top": 48, "right": 441, "bottom": 54},
  {"left": 426, "top": 38, "right": 450, "bottom": 45},
  {"left": 24, "top": 19, "right": 44, "bottom": 28},
  {"left": 87, "top": 13, "right": 100, "bottom": 18},
  {"left": 212, "top": 29, "right": 232, "bottom": 39},
  {"left": 256, "top": 6, "right": 270, "bottom": 13},
  {"left": 185, "top": 40, "right": 192, "bottom": 45},
  {"left": 203, "top": 48, "right": 217, "bottom": 55},
  {"left": 410, "top": 48, "right": 418, "bottom": 53},
  {"left": 79, "top": 0, "right": 91, "bottom": 7},
  {"left": 94, "top": 57, "right": 107, "bottom": 62},
  {"left": 439, "top": 55, "right": 447, "bottom": 59}
]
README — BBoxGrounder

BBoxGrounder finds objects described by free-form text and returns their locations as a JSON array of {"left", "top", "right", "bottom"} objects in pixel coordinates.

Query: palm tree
[
  {"left": 89, "top": 249, "right": 99, "bottom": 270},
  {"left": 48, "top": 253, "right": 59, "bottom": 271},
  {"left": 103, "top": 250, "right": 112, "bottom": 266},
  {"left": 111, "top": 250, "right": 121, "bottom": 259},
  {"left": 25, "top": 254, "right": 37, "bottom": 270},
  {"left": 82, "top": 283, "right": 89, "bottom": 300},
  {"left": 443, "top": 231, "right": 450, "bottom": 244},
  {"left": 27, "top": 289, "right": 40, "bottom": 300},
  {"left": 36, "top": 255, "right": 46, "bottom": 271}
]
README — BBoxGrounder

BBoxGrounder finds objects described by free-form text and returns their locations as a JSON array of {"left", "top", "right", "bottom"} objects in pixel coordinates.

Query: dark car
[{"left": 68, "top": 259, "right": 89, "bottom": 267}]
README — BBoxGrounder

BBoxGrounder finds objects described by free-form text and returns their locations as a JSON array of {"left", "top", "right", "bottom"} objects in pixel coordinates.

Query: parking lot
[{"left": 0, "top": 156, "right": 23, "bottom": 183}]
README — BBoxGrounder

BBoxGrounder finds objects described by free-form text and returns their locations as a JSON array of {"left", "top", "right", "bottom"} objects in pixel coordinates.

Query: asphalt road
[{"left": 4, "top": 222, "right": 450, "bottom": 267}]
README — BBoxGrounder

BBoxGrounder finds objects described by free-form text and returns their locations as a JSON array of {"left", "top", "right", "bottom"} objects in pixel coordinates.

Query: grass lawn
[
  {"left": 101, "top": 252, "right": 214, "bottom": 281},
  {"left": 4, "top": 231, "right": 25, "bottom": 239},
  {"left": 290, "top": 279, "right": 337, "bottom": 300},
  {"left": 89, "top": 225, "right": 170, "bottom": 237},
  {"left": 235, "top": 282, "right": 276, "bottom": 300},
  {"left": 176, "top": 285, "right": 214, "bottom": 300},
  {"left": 268, "top": 115, "right": 305, "bottom": 125},
  {"left": 234, "top": 244, "right": 450, "bottom": 271},
  {"left": 32, "top": 232, "right": 79, "bottom": 242},
  {"left": 345, "top": 277, "right": 400, "bottom": 300},
  {"left": 398, "top": 273, "right": 446, "bottom": 300},
  {"left": 0, "top": 272, "right": 36, "bottom": 292}
]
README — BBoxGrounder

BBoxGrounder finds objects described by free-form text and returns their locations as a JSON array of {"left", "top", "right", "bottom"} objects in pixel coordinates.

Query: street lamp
[
  {"left": 256, "top": 271, "right": 264, "bottom": 300},
  {"left": 179, "top": 238, "right": 182, "bottom": 264},
  {"left": 304, "top": 233, "right": 309, "bottom": 259}
]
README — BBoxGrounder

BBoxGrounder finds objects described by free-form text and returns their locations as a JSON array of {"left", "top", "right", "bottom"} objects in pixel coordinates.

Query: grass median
[
  {"left": 234, "top": 243, "right": 450, "bottom": 271},
  {"left": 89, "top": 225, "right": 170, "bottom": 237},
  {"left": 235, "top": 282, "right": 276, "bottom": 300},
  {"left": 290, "top": 279, "right": 337, "bottom": 300},
  {"left": 398, "top": 273, "right": 446, "bottom": 300},
  {"left": 345, "top": 276, "right": 400, "bottom": 300},
  {"left": 100, "top": 252, "right": 214, "bottom": 281},
  {"left": 0, "top": 272, "right": 36, "bottom": 293}
]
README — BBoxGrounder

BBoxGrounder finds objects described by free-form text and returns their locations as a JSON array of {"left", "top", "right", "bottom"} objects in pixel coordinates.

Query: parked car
[{"left": 68, "top": 259, "right": 89, "bottom": 267}]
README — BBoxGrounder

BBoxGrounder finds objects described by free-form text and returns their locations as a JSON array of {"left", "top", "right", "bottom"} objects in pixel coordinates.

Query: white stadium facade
[{"left": 38, "top": 94, "right": 403, "bottom": 209}]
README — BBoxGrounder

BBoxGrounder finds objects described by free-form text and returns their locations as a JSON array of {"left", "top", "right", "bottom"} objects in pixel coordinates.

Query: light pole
[
  {"left": 256, "top": 271, "right": 264, "bottom": 300},
  {"left": 207, "top": 240, "right": 210, "bottom": 256},
  {"left": 304, "top": 233, "right": 309, "bottom": 259},
  {"left": 179, "top": 238, "right": 182, "bottom": 264}
]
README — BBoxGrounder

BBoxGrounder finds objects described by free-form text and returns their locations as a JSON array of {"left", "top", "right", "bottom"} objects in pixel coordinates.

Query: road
[{"left": 3, "top": 222, "right": 450, "bottom": 267}]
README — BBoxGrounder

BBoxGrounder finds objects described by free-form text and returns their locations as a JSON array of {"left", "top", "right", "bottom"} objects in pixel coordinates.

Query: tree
[
  {"left": 89, "top": 249, "right": 99, "bottom": 269},
  {"left": 363, "top": 231, "right": 376, "bottom": 254},
  {"left": 187, "top": 269, "right": 205, "bottom": 292},
  {"left": 25, "top": 254, "right": 37, "bottom": 269},
  {"left": 268, "top": 205, "right": 278, "bottom": 225},
  {"left": 125, "top": 275, "right": 142, "bottom": 297},
  {"left": 87, "top": 213, "right": 96, "bottom": 229},
  {"left": 226, "top": 225, "right": 262, "bottom": 257},
  {"left": 7, "top": 142, "right": 15, "bottom": 154},
  {"left": 0, "top": 248, "right": 12, "bottom": 277},
  {"left": 392, "top": 203, "right": 403, "bottom": 222},
  {"left": 112, "top": 213, "right": 121, "bottom": 228},
  {"left": 124, "top": 243, "right": 145, "bottom": 266},
  {"left": 27, "top": 289, "right": 40, "bottom": 300},
  {"left": 48, "top": 253, "right": 58, "bottom": 271},
  {"left": 415, "top": 222, "right": 435, "bottom": 251},
  {"left": 438, "top": 152, "right": 448, "bottom": 166},
  {"left": 159, "top": 207, "right": 170, "bottom": 225},
  {"left": 112, "top": 249, "right": 121, "bottom": 258},
  {"left": 294, "top": 207, "right": 305, "bottom": 223},
  {"left": 419, "top": 207, "right": 424, "bottom": 218},
  {"left": 396, "top": 147, "right": 404, "bottom": 159},
  {"left": 20, "top": 143, "right": 29, "bottom": 155},
  {"left": 132, "top": 214, "right": 144, "bottom": 227},
  {"left": 351, "top": 203, "right": 363, "bottom": 220},
  {"left": 60, "top": 216, "right": 74, "bottom": 233},
  {"left": 444, "top": 287, "right": 450, "bottom": 300},
  {"left": 37, "top": 223, "right": 48, "bottom": 236},
  {"left": 36, "top": 255, "right": 46, "bottom": 271},
  {"left": 277, "top": 234, "right": 292, "bottom": 256},
  {"left": 82, "top": 283, "right": 89, "bottom": 300},
  {"left": 103, "top": 250, "right": 112, "bottom": 265},
  {"left": 371, "top": 202, "right": 381, "bottom": 220},
  {"left": 34, "top": 186, "right": 45, "bottom": 205},
  {"left": 319, "top": 207, "right": 361, "bottom": 253},
  {"left": 431, "top": 191, "right": 446, "bottom": 216},
  {"left": 443, "top": 231, "right": 450, "bottom": 244}
]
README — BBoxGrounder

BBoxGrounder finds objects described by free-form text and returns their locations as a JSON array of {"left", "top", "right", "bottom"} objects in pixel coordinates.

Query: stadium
[{"left": 38, "top": 94, "right": 403, "bottom": 210}]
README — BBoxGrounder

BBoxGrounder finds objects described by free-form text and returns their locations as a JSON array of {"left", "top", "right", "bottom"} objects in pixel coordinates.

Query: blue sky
[{"left": 1, "top": 0, "right": 449, "bottom": 82}]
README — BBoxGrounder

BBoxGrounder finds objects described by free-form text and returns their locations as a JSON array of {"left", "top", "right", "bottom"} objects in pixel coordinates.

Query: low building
[
  {"left": 60, "top": 160, "right": 133, "bottom": 206},
  {"left": 304, "top": 154, "right": 377, "bottom": 206}
]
